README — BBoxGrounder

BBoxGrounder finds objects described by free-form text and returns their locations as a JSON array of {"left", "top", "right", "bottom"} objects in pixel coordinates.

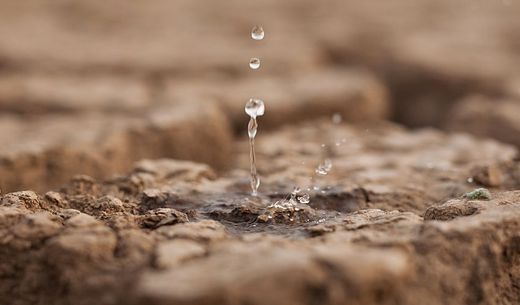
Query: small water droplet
[
  {"left": 245, "top": 98, "right": 265, "bottom": 118},
  {"left": 332, "top": 113, "right": 342, "bottom": 124},
  {"left": 249, "top": 58, "right": 261, "bottom": 70},
  {"left": 323, "top": 159, "right": 332, "bottom": 171},
  {"left": 297, "top": 193, "right": 310, "bottom": 204},
  {"left": 316, "top": 159, "right": 333, "bottom": 176},
  {"left": 251, "top": 25, "right": 265, "bottom": 40},
  {"left": 467, "top": 177, "right": 474, "bottom": 183},
  {"left": 316, "top": 167, "right": 327, "bottom": 176},
  {"left": 320, "top": 144, "right": 326, "bottom": 148}
]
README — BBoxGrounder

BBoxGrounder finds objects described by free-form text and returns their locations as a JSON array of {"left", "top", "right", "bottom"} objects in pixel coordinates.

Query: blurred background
[{"left": 1, "top": 0, "right": 519, "bottom": 192}]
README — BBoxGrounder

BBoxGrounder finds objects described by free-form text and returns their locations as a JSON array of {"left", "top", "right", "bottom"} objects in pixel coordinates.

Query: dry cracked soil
[{"left": 1, "top": 0, "right": 520, "bottom": 304}]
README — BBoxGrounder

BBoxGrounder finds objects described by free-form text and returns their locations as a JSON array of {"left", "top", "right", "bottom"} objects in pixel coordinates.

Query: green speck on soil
[{"left": 464, "top": 188, "right": 492, "bottom": 201}]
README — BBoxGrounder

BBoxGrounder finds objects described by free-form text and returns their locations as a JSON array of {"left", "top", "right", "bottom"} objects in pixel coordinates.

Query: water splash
[
  {"left": 245, "top": 98, "right": 265, "bottom": 196},
  {"left": 297, "top": 193, "right": 310, "bottom": 204},
  {"left": 315, "top": 158, "right": 332, "bottom": 176},
  {"left": 251, "top": 25, "right": 265, "bottom": 40}
]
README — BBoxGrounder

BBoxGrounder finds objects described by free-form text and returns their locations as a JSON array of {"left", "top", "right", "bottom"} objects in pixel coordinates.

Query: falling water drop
[
  {"left": 251, "top": 26, "right": 265, "bottom": 40},
  {"left": 249, "top": 58, "right": 261, "bottom": 70},
  {"left": 245, "top": 98, "right": 265, "bottom": 118}
]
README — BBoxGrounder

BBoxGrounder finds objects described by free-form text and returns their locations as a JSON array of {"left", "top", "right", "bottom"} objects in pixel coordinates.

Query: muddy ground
[{"left": 1, "top": 0, "right": 520, "bottom": 304}]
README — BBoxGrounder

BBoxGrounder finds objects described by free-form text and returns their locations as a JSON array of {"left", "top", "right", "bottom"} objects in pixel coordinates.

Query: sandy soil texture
[{"left": 0, "top": 0, "right": 520, "bottom": 304}]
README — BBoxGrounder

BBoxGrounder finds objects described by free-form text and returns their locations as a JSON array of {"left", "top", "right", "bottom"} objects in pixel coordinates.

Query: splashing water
[
  {"left": 249, "top": 58, "right": 261, "bottom": 70},
  {"left": 245, "top": 98, "right": 265, "bottom": 196},
  {"left": 291, "top": 187, "right": 310, "bottom": 205},
  {"left": 297, "top": 193, "right": 310, "bottom": 204},
  {"left": 251, "top": 25, "right": 265, "bottom": 40},
  {"left": 316, "top": 158, "right": 333, "bottom": 176},
  {"left": 268, "top": 186, "right": 308, "bottom": 211}
]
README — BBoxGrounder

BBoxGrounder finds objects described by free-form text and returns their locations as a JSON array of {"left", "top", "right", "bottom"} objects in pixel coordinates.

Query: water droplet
[
  {"left": 251, "top": 26, "right": 265, "bottom": 40},
  {"left": 249, "top": 58, "right": 261, "bottom": 70},
  {"left": 467, "top": 177, "right": 474, "bottom": 183},
  {"left": 332, "top": 113, "right": 342, "bottom": 124},
  {"left": 245, "top": 98, "right": 265, "bottom": 119},
  {"left": 316, "top": 159, "right": 333, "bottom": 176},
  {"left": 298, "top": 193, "right": 310, "bottom": 204},
  {"left": 323, "top": 159, "right": 332, "bottom": 171},
  {"left": 320, "top": 144, "right": 326, "bottom": 148},
  {"left": 316, "top": 167, "right": 328, "bottom": 176}
]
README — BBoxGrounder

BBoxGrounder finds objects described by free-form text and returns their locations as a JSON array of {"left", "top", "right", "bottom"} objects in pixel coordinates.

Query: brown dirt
[
  {"left": 1, "top": 121, "right": 520, "bottom": 305},
  {"left": 1, "top": 0, "right": 520, "bottom": 304}
]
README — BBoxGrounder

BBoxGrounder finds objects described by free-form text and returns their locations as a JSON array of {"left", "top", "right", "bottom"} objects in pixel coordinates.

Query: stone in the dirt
[{"left": 139, "top": 208, "right": 189, "bottom": 229}]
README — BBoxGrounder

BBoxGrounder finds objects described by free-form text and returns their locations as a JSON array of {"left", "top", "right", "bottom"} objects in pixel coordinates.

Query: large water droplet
[
  {"left": 245, "top": 98, "right": 265, "bottom": 118},
  {"left": 249, "top": 58, "right": 261, "bottom": 70},
  {"left": 251, "top": 26, "right": 265, "bottom": 40}
]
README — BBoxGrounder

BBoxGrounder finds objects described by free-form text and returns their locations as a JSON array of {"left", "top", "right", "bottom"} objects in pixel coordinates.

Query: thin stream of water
[{"left": 248, "top": 117, "right": 260, "bottom": 195}]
